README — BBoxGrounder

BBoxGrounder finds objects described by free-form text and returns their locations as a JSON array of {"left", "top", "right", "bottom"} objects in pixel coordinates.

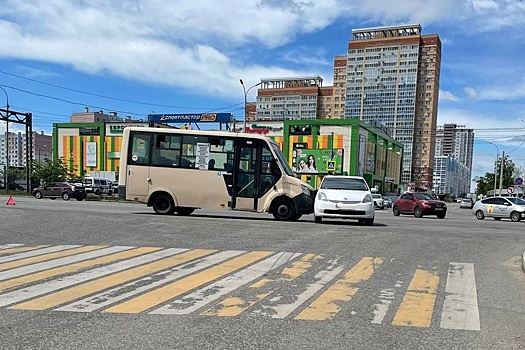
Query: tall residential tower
[{"left": 345, "top": 24, "right": 441, "bottom": 188}]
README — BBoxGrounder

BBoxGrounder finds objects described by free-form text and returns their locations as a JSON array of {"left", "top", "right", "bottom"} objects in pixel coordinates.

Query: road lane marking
[
  {"left": 295, "top": 257, "right": 383, "bottom": 320},
  {"left": 104, "top": 251, "right": 272, "bottom": 314},
  {"left": 0, "top": 246, "right": 136, "bottom": 290},
  {"left": 392, "top": 269, "right": 439, "bottom": 327},
  {"left": 13, "top": 249, "right": 210, "bottom": 310},
  {"left": 203, "top": 253, "right": 319, "bottom": 317},
  {"left": 255, "top": 258, "right": 343, "bottom": 319},
  {"left": 0, "top": 245, "right": 48, "bottom": 256},
  {"left": 0, "top": 247, "right": 162, "bottom": 307},
  {"left": 440, "top": 263, "right": 480, "bottom": 331},
  {"left": 0, "top": 245, "right": 105, "bottom": 272},
  {"left": 56, "top": 250, "right": 244, "bottom": 313},
  {"left": 152, "top": 252, "right": 299, "bottom": 315},
  {"left": 0, "top": 244, "right": 24, "bottom": 251},
  {"left": 0, "top": 245, "right": 81, "bottom": 264}
]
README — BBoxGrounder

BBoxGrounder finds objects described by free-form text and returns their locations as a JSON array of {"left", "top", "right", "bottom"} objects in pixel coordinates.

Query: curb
[{"left": 522, "top": 251, "right": 525, "bottom": 274}]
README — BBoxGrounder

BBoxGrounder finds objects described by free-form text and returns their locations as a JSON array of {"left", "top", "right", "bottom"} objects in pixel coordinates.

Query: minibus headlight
[
  {"left": 301, "top": 184, "right": 310, "bottom": 196},
  {"left": 362, "top": 194, "right": 372, "bottom": 203},
  {"left": 317, "top": 192, "right": 328, "bottom": 201}
]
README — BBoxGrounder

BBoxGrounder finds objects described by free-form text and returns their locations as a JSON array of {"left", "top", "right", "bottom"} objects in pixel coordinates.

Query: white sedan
[{"left": 314, "top": 176, "right": 375, "bottom": 225}]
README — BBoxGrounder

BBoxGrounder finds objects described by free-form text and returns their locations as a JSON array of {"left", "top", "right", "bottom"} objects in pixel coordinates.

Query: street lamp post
[
  {"left": 0, "top": 86, "right": 9, "bottom": 190},
  {"left": 240, "top": 79, "right": 262, "bottom": 132},
  {"left": 485, "top": 141, "right": 499, "bottom": 196}
]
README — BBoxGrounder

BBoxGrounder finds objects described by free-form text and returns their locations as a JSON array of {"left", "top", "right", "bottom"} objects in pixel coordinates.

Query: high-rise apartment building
[
  {"left": 0, "top": 131, "right": 52, "bottom": 169},
  {"left": 255, "top": 76, "right": 324, "bottom": 121},
  {"left": 433, "top": 124, "right": 474, "bottom": 195},
  {"left": 345, "top": 24, "right": 441, "bottom": 188},
  {"left": 331, "top": 56, "right": 347, "bottom": 119}
]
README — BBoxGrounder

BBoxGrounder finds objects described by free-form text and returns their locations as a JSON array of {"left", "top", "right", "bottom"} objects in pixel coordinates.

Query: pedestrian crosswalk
[{"left": 0, "top": 243, "right": 481, "bottom": 331}]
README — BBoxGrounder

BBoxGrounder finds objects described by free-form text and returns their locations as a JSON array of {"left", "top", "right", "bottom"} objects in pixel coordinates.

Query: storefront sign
[
  {"left": 148, "top": 113, "right": 232, "bottom": 124},
  {"left": 106, "top": 123, "right": 148, "bottom": 136},
  {"left": 79, "top": 127, "right": 100, "bottom": 136}
]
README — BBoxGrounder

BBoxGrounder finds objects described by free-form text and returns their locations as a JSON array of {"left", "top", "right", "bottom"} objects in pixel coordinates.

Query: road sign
[
  {"left": 507, "top": 186, "right": 514, "bottom": 194},
  {"left": 326, "top": 160, "right": 336, "bottom": 172},
  {"left": 515, "top": 177, "right": 524, "bottom": 186}
]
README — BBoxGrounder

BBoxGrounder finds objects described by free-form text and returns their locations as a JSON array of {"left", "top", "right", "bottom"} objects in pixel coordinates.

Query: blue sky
[{"left": 1, "top": 0, "right": 525, "bottom": 183}]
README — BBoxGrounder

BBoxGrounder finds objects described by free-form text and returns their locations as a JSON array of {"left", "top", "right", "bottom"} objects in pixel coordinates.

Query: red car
[{"left": 392, "top": 192, "right": 447, "bottom": 219}]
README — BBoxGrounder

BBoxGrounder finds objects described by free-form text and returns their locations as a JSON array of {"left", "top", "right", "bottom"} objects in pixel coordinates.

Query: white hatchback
[{"left": 314, "top": 176, "right": 375, "bottom": 225}]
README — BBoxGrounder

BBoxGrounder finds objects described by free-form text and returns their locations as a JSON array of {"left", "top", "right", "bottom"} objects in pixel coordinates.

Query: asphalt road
[{"left": 0, "top": 196, "right": 524, "bottom": 350}]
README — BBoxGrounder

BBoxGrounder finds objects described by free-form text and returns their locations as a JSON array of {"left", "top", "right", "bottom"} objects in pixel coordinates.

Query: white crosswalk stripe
[
  {"left": 0, "top": 244, "right": 24, "bottom": 250},
  {"left": 0, "top": 245, "right": 80, "bottom": 263},
  {"left": 440, "top": 262, "right": 480, "bottom": 331}
]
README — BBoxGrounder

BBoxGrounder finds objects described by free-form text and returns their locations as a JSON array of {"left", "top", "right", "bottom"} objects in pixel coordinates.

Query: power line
[
  {"left": 0, "top": 69, "right": 244, "bottom": 111},
  {"left": 0, "top": 84, "right": 146, "bottom": 117}
]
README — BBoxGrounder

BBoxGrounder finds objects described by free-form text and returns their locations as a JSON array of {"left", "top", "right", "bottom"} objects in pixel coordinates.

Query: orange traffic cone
[{"left": 5, "top": 195, "right": 15, "bottom": 206}]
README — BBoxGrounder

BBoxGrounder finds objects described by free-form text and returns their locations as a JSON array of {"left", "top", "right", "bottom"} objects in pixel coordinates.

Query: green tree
[
  {"left": 32, "top": 158, "right": 77, "bottom": 185},
  {"left": 475, "top": 156, "right": 517, "bottom": 195}
]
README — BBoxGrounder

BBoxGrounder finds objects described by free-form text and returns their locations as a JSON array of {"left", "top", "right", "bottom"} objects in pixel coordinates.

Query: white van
[{"left": 83, "top": 177, "right": 113, "bottom": 195}]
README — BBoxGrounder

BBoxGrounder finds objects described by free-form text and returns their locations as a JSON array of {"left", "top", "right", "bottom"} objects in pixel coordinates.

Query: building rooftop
[
  {"left": 260, "top": 76, "right": 323, "bottom": 83},
  {"left": 352, "top": 24, "right": 422, "bottom": 41}
]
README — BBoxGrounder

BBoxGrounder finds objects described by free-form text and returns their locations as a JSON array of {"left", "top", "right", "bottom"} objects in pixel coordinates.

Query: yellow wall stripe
[
  {"left": 295, "top": 257, "right": 383, "bottom": 320},
  {"left": 203, "top": 253, "right": 319, "bottom": 317},
  {"left": 0, "top": 246, "right": 105, "bottom": 272},
  {"left": 392, "top": 269, "right": 439, "bottom": 328},
  {"left": 0, "top": 247, "right": 159, "bottom": 292},
  {"left": 104, "top": 251, "right": 272, "bottom": 314},
  {"left": 0, "top": 245, "right": 49, "bottom": 256},
  {"left": 12, "top": 249, "right": 215, "bottom": 311}
]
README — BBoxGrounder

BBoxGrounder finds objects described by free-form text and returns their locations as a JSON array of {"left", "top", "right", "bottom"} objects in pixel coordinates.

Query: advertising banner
[
  {"left": 148, "top": 113, "right": 232, "bottom": 124},
  {"left": 86, "top": 142, "right": 97, "bottom": 167},
  {"left": 293, "top": 148, "right": 343, "bottom": 174}
]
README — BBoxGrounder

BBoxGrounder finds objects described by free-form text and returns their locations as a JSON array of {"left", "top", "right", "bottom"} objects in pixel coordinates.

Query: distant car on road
[
  {"left": 393, "top": 192, "right": 447, "bottom": 219},
  {"left": 314, "top": 175, "right": 375, "bottom": 225},
  {"left": 460, "top": 198, "right": 474, "bottom": 209},
  {"left": 383, "top": 196, "right": 393, "bottom": 208},
  {"left": 372, "top": 193, "right": 385, "bottom": 209},
  {"left": 32, "top": 182, "right": 86, "bottom": 201},
  {"left": 83, "top": 177, "right": 113, "bottom": 195},
  {"left": 473, "top": 196, "right": 525, "bottom": 222}
]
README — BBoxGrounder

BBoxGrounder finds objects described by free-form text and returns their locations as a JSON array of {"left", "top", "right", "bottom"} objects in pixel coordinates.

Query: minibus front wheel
[{"left": 271, "top": 197, "right": 297, "bottom": 221}]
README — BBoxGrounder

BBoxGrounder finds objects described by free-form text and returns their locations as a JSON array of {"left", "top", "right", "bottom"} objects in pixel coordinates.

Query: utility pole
[
  {"left": 499, "top": 151, "right": 505, "bottom": 195},
  {"left": 0, "top": 86, "right": 9, "bottom": 191},
  {"left": 493, "top": 153, "right": 498, "bottom": 196},
  {"left": 240, "top": 79, "right": 261, "bottom": 132}
]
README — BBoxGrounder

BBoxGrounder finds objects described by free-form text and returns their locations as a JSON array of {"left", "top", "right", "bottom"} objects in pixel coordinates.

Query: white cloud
[
  {"left": 0, "top": 0, "right": 523, "bottom": 98},
  {"left": 15, "top": 66, "right": 61, "bottom": 79},
  {"left": 472, "top": 80, "right": 525, "bottom": 101},
  {"left": 440, "top": 90, "right": 460, "bottom": 102},
  {"left": 463, "top": 87, "right": 478, "bottom": 99}
]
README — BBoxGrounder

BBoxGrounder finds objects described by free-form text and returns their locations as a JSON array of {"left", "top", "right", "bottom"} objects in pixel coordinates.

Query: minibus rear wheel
[{"left": 151, "top": 192, "right": 175, "bottom": 215}]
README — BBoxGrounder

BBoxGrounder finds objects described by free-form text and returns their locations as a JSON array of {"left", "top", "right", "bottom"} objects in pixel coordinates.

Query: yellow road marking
[
  {"left": 392, "top": 269, "right": 439, "bottom": 327},
  {"left": 295, "top": 257, "right": 383, "bottom": 320},
  {"left": 0, "top": 247, "right": 159, "bottom": 292},
  {"left": 12, "top": 249, "right": 215, "bottom": 310},
  {"left": 104, "top": 251, "right": 272, "bottom": 314},
  {"left": 203, "top": 253, "right": 319, "bottom": 317},
  {"left": 0, "top": 246, "right": 105, "bottom": 272},
  {"left": 0, "top": 245, "right": 49, "bottom": 256}
]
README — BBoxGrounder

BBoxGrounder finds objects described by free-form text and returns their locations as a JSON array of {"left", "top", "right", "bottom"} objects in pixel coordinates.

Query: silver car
[{"left": 473, "top": 196, "right": 525, "bottom": 222}]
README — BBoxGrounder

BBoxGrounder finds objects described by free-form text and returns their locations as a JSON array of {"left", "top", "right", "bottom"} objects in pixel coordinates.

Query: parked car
[
  {"left": 393, "top": 192, "right": 447, "bottom": 219},
  {"left": 372, "top": 193, "right": 385, "bottom": 209},
  {"left": 383, "top": 196, "right": 393, "bottom": 208},
  {"left": 473, "top": 196, "right": 525, "bottom": 222},
  {"left": 83, "top": 177, "right": 113, "bottom": 195},
  {"left": 32, "top": 182, "right": 86, "bottom": 201},
  {"left": 314, "top": 176, "right": 375, "bottom": 225},
  {"left": 460, "top": 198, "right": 474, "bottom": 209}
]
